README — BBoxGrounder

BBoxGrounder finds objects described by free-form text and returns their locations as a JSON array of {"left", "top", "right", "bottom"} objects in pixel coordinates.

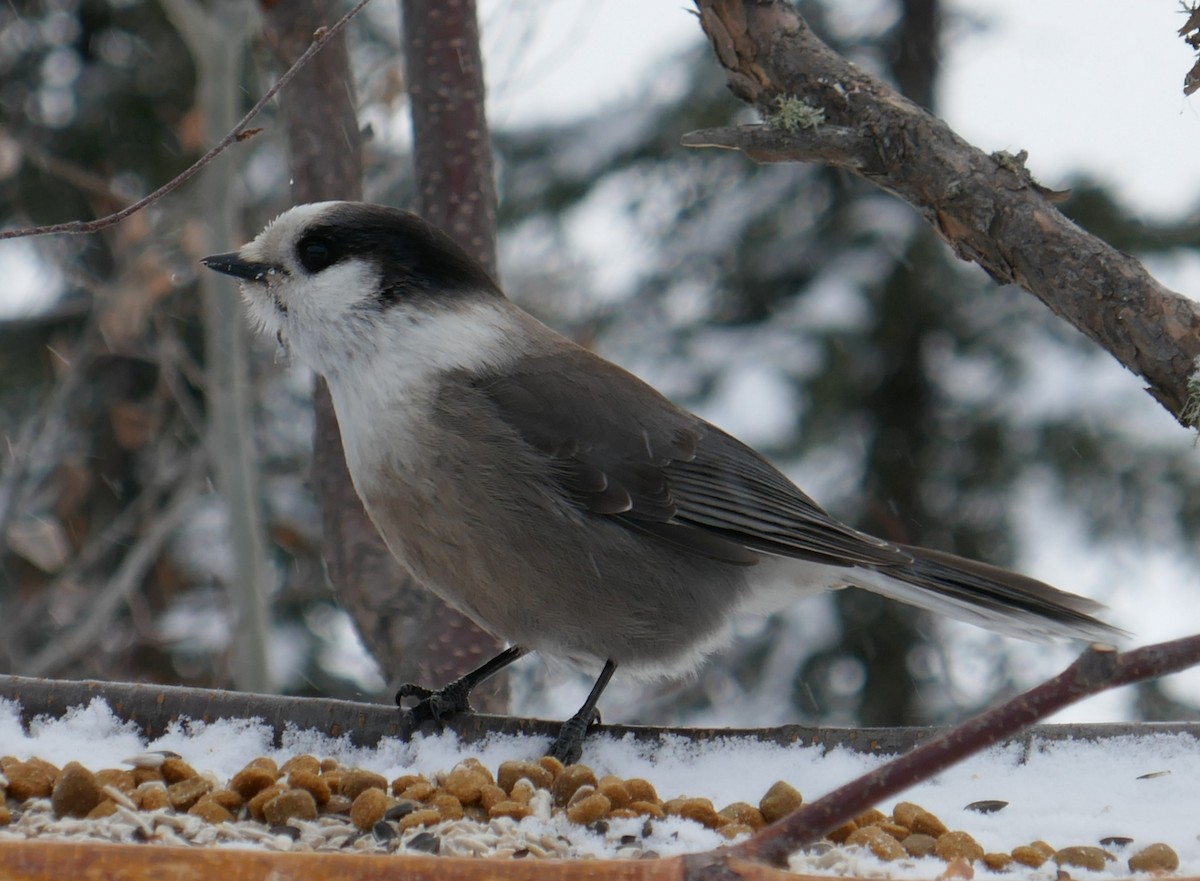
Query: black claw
[
  {"left": 395, "top": 681, "right": 473, "bottom": 738},
  {"left": 546, "top": 707, "right": 603, "bottom": 765}
]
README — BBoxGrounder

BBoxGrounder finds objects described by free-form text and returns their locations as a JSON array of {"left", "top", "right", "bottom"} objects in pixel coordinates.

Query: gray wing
[{"left": 472, "top": 349, "right": 909, "bottom": 569}]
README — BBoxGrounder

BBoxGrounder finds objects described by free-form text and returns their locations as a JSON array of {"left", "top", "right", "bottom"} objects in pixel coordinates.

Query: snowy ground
[{"left": 1, "top": 697, "right": 1196, "bottom": 876}]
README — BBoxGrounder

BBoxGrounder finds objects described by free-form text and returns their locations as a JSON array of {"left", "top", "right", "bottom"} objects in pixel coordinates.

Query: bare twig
[
  {"left": 688, "top": 0, "right": 1200, "bottom": 423},
  {"left": 686, "top": 635, "right": 1200, "bottom": 869},
  {"left": 0, "top": 0, "right": 374, "bottom": 241}
]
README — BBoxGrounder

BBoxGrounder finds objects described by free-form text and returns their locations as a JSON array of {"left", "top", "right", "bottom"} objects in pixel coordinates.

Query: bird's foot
[
  {"left": 545, "top": 707, "right": 602, "bottom": 765},
  {"left": 395, "top": 680, "right": 474, "bottom": 738}
]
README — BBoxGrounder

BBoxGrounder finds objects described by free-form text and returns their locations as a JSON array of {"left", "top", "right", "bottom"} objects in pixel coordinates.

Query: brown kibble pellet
[
  {"left": 400, "top": 780, "right": 436, "bottom": 802},
  {"left": 390, "top": 774, "right": 425, "bottom": 796},
  {"left": 51, "top": 762, "right": 102, "bottom": 818},
  {"left": 941, "top": 857, "right": 975, "bottom": 879},
  {"left": 479, "top": 783, "right": 508, "bottom": 811},
  {"left": 510, "top": 779, "right": 536, "bottom": 805},
  {"left": 167, "top": 776, "right": 211, "bottom": 811},
  {"left": 322, "top": 794, "right": 352, "bottom": 815},
  {"left": 608, "top": 808, "right": 639, "bottom": 820},
  {"left": 5, "top": 759, "right": 57, "bottom": 801},
  {"left": 597, "top": 776, "right": 632, "bottom": 809},
  {"left": 538, "top": 756, "right": 564, "bottom": 779},
  {"left": 263, "top": 788, "right": 318, "bottom": 825},
  {"left": 135, "top": 782, "right": 170, "bottom": 811},
  {"left": 461, "top": 758, "right": 494, "bottom": 784},
  {"left": 340, "top": 768, "right": 388, "bottom": 800},
  {"left": 1129, "top": 843, "right": 1180, "bottom": 873},
  {"left": 937, "top": 831, "right": 985, "bottom": 863},
  {"left": 671, "top": 797, "right": 723, "bottom": 830},
  {"left": 94, "top": 768, "right": 136, "bottom": 795},
  {"left": 1011, "top": 846, "right": 1048, "bottom": 868},
  {"left": 847, "top": 825, "right": 906, "bottom": 861},
  {"left": 246, "top": 756, "right": 278, "bottom": 775},
  {"left": 568, "top": 785, "right": 597, "bottom": 807},
  {"left": 280, "top": 754, "right": 320, "bottom": 776},
  {"left": 350, "top": 787, "right": 391, "bottom": 830},
  {"left": 719, "top": 802, "right": 766, "bottom": 831},
  {"left": 230, "top": 766, "right": 278, "bottom": 799},
  {"left": 431, "top": 793, "right": 464, "bottom": 821},
  {"left": 911, "top": 810, "right": 949, "bottom": 837},
  {"left": 551, "top": 764, "right": 598, "bottom": 806},
  {"left": 720, "top": 823, "right": 755, "bottom": 840},
  {"left": 289, "top": 769, "right": 331, "bottom": 805},
  {"left": 247, "top": 783, "right": 288, "bottom": 822},
  {"left": 497, "top": 760, "right": 553, "bottom": 794},
  {"left": 86, "top": 800, "right": 119, "bottom": 820},
  {"left": 983, "top": 852, "right": 1013, "bottom": 871},
  {"left": 207, "top": 788, "right": 244, "bottom": 811},
  {"left": 25, "top": 757, "right": 62, "bottom": 782},
  {"left": 131, "top": 767, "right": 163, "bottom": 787},
  {"left": 189, "top": 798, "right": 234, "bottom": 824},
  {"left": 398, "top": 808, "right": 443, "bottom": 830},
  {"left": 828, "top": 821, "right": 858, "bottom": 843},
  {"left": 0, "top": 805, "right": 12, "bottom": 825},
  {"left": 1054, "top": 846, "right": 1113, "bottom": 871},
  {"left": 892, "top": 801, "right": 924, "bottom": 830},
  {"left": 903, "top": 833, "right": 938, "bottom": 858},
  {"left": 878, "top": 821, "right": 911, "bottom": 841},
  {"left": 631, "top": 800, "right": 666, "bottom": 818},
  {"left": 443, "top": 766, "right": 486, "bottom": 805},
  {"left": 567, "top": 792, "right": 612, "bottom": 825},
  {"left": 160, "top": 757, "right": 199, "bottom": 784},
  {"left": 854, "top": 808, "right": 888, "bottom": 828},
  {"left": 624, "top": 778, "right": 658, "bottom": 804},
  {"left": 488, "top": 800, "right": 533, "bottom": 820},
  {"left": 320, "top": 757, "right": 339, "bottom": 773},
  {"left": 759, "top": 780, "right": 803, "bottom": 823}
]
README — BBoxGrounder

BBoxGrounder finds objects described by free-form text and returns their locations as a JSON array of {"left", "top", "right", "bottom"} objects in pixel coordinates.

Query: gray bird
[{"left": 203, "top": 201, "right": 1118, "bottom": 763}]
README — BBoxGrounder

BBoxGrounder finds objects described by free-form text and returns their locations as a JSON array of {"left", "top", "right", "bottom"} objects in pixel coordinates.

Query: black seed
[
  {"left": 385, "top": 800, "right": 421, "bottom": 821},
  {"left": 372, "top": 820, "right": 397, "bottom": 841},
  {"left": 407, "top": 831, "right": 441, "bottom": 853},
  {"left": 964, "top": 800, "right": 1009, "bottom": 814},
  {"left": 268, "top": 824, "right": 301, "bottom": 840}
]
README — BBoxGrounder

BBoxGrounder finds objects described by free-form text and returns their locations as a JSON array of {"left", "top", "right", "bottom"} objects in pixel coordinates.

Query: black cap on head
[{"left": 294, "top": 204, "right": 503, "bottom": 307}]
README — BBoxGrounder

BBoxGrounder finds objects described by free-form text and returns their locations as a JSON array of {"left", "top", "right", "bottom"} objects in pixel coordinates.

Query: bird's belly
[{"left": 354, "top": 463, "right": 753, "bottom": 677}]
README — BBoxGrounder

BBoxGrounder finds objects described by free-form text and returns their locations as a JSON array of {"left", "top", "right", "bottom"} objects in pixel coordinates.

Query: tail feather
[{"left": 851, "top": 543, "right": 1124, "bottom": 644}]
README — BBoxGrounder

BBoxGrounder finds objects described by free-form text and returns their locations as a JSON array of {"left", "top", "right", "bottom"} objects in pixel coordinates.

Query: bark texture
[{"left": 689, "top": 0, "right": 1200, "bottom": 423}]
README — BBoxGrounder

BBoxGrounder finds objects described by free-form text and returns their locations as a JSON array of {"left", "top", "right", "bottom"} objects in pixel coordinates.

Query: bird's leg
[
  {"left": 547, "top": 659, "right": 617, "bottom": 764},
  {"left": 396, "top": 645, "right": 527, "bottom": 737}
]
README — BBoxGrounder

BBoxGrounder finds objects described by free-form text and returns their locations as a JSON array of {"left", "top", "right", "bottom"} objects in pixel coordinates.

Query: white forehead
[{"left": 240, "top": 201, "right": 345, "bottom": 263}]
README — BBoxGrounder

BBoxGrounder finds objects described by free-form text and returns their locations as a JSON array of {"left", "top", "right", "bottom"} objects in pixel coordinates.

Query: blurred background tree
[{"left": 1, "top": 0, "right": 1197, "bottom": 727}]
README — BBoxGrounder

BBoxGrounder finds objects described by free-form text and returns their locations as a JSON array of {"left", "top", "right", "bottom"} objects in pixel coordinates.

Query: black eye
[{"left": 297, "top": 236, "right": 336, "bottom": 272}]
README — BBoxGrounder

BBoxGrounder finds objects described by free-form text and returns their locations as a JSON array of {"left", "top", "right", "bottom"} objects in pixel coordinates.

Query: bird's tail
[{"left": 851, "top": 544, "right": 1123, "bottom": 643}]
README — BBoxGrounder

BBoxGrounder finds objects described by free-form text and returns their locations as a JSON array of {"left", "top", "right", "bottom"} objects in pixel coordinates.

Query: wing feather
[{"left": 472, "top": 350, "right": 909, "bottom": 568}]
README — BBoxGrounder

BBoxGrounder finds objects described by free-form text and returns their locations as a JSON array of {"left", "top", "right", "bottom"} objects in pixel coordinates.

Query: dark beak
[{"left": 201, "top": 252, "right": 276, "bottom": 282}]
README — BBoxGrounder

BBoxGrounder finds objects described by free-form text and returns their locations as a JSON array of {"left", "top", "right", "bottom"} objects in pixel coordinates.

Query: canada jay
[{"left": 203, "top": 202, "right": 1118, "bottom": 763}]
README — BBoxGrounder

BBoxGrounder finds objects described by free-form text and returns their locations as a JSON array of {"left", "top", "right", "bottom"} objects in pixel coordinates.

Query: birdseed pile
[{"left": 0, "top": 750, "right": 1183, "bottom": 874}]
